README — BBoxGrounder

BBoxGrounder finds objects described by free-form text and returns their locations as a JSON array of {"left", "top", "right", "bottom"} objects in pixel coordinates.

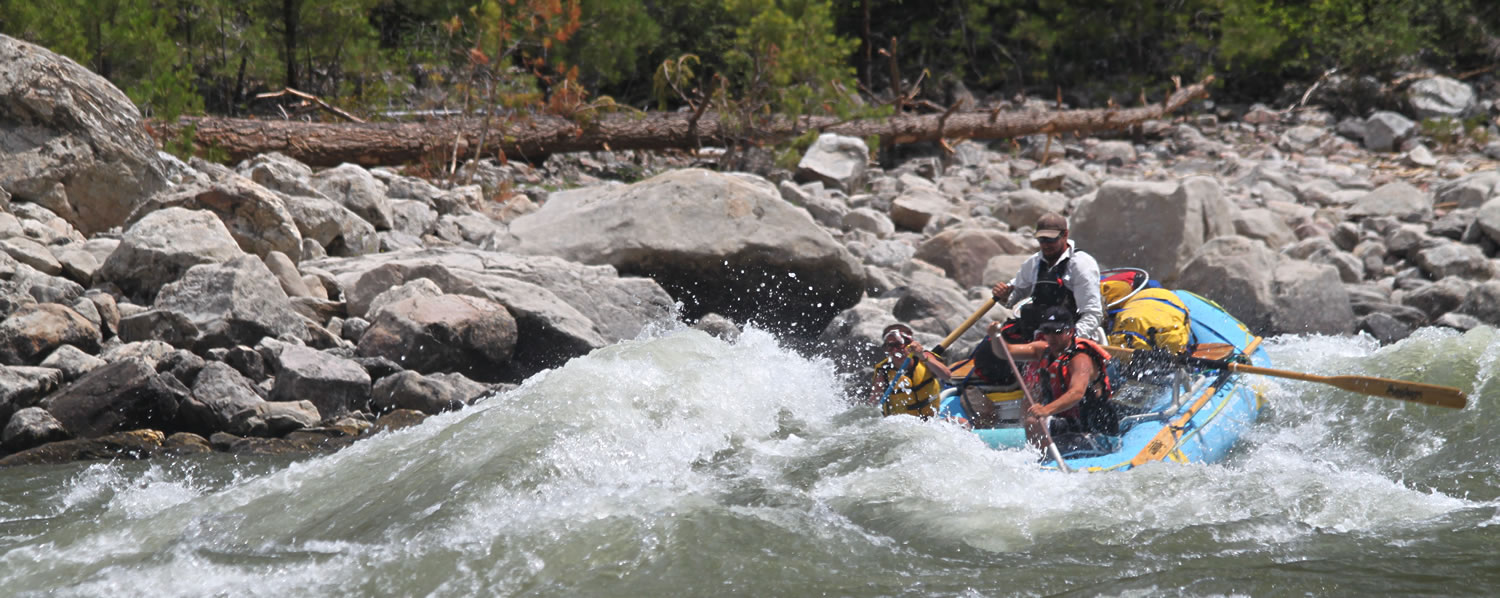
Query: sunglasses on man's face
[{"left": 1038, "top": 235, "right": 1065, "bottom": 245}]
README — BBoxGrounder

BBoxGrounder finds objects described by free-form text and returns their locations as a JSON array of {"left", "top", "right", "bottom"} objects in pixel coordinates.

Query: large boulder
[
  {"left": 914, "top": 228, "right": 1032, "bottom": 288},
  {"left": 370, "top": 370, "right": 488, "bottom": 415},
  {"left": 131, "top": 176, "right": 304, "bottom": 261},
  {"left": 128, "top": 255, "right": 310, "bottom": 351},
  {"left": 506, "top": 169, "right": 864, "bottom": 336},
  {"left": 1176, "top": 236, "right": 1355, "bottom": 336},
  {"left": 267, "top": 344, "right": 371, "bottom": 420},
  {"left": 356, "top": 294, "right": 519, "bottom": 382},
  {"left": 39, "top": 357, "right": 186, "bottom": 438},
  {"left": 309, "top": 248, "right": 673, "bottom": 376},
  {"left": 0, "top": 35, "right": 168, "bottom": 236},
  {"left": 309, "top": 163, "right": 394, "bottom": 230},
  {"left": 1408, "top": 76, "right": 1476, "bottom": 121},
  {"left": 1071, "top": 176, "right": 1236, "bottom": 283},
  {"left": 97, "top": 207, "right": 245, "bottom": 302},
  {"left": 0, "top": 303, "right": 100, "bottom": 365}
]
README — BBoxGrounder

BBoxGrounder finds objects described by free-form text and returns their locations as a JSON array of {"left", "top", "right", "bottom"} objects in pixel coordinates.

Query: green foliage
[
  {"left": 5, "top": 0, "right": 1500, "bottom": 132},
  {"left": 721, "top": 0, "right": 858, "bottom": 118}
]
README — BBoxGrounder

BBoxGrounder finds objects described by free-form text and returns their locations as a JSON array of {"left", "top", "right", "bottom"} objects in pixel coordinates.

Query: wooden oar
[
  {"left": 996, "top": 334, "right": 1070, "bottom": 472},
  {"left": 930, "top": 298, "right": 998, "bottom": 356},
  {"left": 1104, "top": 345, "right": 1468, "bottom": 409}
]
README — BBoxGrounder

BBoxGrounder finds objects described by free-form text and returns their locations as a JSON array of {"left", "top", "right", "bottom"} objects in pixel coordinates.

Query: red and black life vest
[{"left": 1037, "top": 337, "right": 1119, "bottom": 434}]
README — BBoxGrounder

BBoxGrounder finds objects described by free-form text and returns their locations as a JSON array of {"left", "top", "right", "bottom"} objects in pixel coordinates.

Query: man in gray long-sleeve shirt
[{"left": 990, "top": 212, "right": 1105, "bottom": 343}]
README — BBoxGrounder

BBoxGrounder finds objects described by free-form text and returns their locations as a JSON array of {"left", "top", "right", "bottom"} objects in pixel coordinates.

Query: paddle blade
[{"left": 1325, "top": 375, "right": 1468, "bottom": 409}]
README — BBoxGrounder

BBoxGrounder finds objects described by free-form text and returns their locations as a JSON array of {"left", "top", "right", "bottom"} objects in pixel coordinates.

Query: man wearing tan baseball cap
[{"left": 989, "top": 212, "right": 1105, "bottom": 342}]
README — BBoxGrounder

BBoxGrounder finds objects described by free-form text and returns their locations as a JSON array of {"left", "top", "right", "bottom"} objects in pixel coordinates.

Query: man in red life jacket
[
  {"left": 989, "top": 306, "right": 1119, "bottom": 448},
  {"left": 989, "top": 212, "right": 1105, "bottom": 343}
]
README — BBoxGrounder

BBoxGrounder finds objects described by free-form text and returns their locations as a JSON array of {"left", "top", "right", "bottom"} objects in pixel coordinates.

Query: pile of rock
[{"left": 4, "top": 33, "right": 1499, "bottom": 466}]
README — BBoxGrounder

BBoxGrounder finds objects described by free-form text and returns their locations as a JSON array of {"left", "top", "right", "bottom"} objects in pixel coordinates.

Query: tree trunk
[{"left": 152, "top": 77, "right": 1213, "bottom": 168}]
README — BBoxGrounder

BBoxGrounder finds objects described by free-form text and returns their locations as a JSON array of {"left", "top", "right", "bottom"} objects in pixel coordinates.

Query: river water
[{"left": 1, "top": 323, "right": 1496, "bottom": 597}]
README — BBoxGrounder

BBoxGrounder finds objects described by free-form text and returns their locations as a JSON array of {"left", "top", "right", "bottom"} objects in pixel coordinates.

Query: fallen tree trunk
[{"left": 150, "top": 77, "right": 1213, "bottom": 168}]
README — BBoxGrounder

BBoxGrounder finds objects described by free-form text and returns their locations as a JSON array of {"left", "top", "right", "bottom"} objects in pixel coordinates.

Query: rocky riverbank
[{"left": 2, "top": 34, "right": 1498, "bottom": 466}]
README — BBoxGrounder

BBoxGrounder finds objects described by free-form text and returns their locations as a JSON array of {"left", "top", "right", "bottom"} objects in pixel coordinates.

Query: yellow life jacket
[
  {"left": 1106, "top": 288, "right": 1190, "bottom": 353},
  {"left": 873, "top": 356, "right": 943, "bottom": 417}
]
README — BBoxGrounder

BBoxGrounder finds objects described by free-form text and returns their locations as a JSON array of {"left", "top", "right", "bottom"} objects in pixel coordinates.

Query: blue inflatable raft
[{"left": 934, "top": 290, "right": 1270, "bottom": 473}]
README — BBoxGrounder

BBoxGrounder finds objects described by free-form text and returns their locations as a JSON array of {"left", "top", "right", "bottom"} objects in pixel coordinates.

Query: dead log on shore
[{"left": 150, "top": 76, "right": 1213, "bottom": 167}]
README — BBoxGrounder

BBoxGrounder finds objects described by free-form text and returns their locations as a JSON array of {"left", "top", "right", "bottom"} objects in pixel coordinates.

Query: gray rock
[
  {"left": 795, "top": 133, "right": 868, "bottom": 193},
  {"left": 238, "top": 153, "right": 316, "bottom": 196},
  {"left": 1072, "top": 176, "right": 1236, "bottom": 283},
  {"left": 1028, "top": 162, "right": 1096, "bottom": 198},
  {"left": 0, "top": 429, "right": 163, "bottom": 466},
  {"left": 100, "top": 339, "right": 177, "bottom": 368},
  {"left": 1435, "top": 171, "right": 1500, "bottom": 210},
  {"left": 914, "top": 228, "right": 1031, "bottom": 288},
  {"left": 39, "top": 357, "right": 185, "bottom": 438},
  {"left": 1364, "top": 112, "right": 1416, "bottom": 152},
  {"left": 889, "top": 188, "right": 954, "bottom": 232},
  {"left": 267, "top": 344, "right": 371, "bottom": 420},
  {"left": 1476, "top": 196, "right": 1500, "bottom": 246},
  {"left": 357, "top": 294, "right": 518, "bottom": 382},
  {"left": 148, "top": 255, "right": 311, "bottom": 351},
  {"left": 1458, "top": 281, "right": 1500, "bottom": 326},
  {"left": 1408, "top": 76, "right": 1476, "bottom": 121},
  {"left": 277, "top": 192, "right": 378, "bottom": 257},
  {"left": 1414, "top": 241, "right": 1493, "bottom": 280},
  {"left": 1177, "top": 236, "right": 1354, "bottom": 335},
  {"left": 388, "top": 198, "right": 439, "bottom": 238},
  {"left": 843, "top": 207, "right": 896, "bottom": 237},
  {"left": 1344, "top": 182, "right": 1432, "bottom": 222},
  {"left": 0, "top": 36, "right": 168, "bottom": 236},
  {"left": 1357, "top": 312, "right": 1413, "bottom": 344},
  {"left": 0, "top": 303, "right": 100, "bottom": 365},
  {"left": 2, "top": 406, "right": 70, "bottom": 452},
  {"left": 0, "top": 237, "right": 61, "bottom": 275},
  {"left": 178, "top": 362, "right": 274, "bottom": 436},
  {"left": 367, "top": 278, "right": 444, "bottom": 317},
  {"left": 98, "top": 207, "right": 245, "bottom": 302},
  {"left": 39, "top": 344, "right": 105, "bottom": 382},
  {"left": 1234, "top": 208, "right": 1298, "bottom": 250},
  {"left": 995, "top": 189, "right": 1069, "bottom": 231},
  {"left": 780, "top": 181, "right": 849, "bottom": 229},
  {"left": 52, "top": 244, "right": 101, "bottom": 284},
  {"left": 131, "top": 177, "right": 304, "bottom": 261},
  {"left": 506, "top": 169, "right": 863, "bottom": 336},
  {"left": 1399, "top": 278, "right": 1469, "bottom": 320},
  {"left": 0, "top": 365, "right": 62, "bottom": 427},
  {"left": 309, "top": 163, "right": 393, "bottom": 230},
  {"left": 263, "top": 250, "right": 313, "bottom": 298},
  {"left": 370, "top": 370, "right": 485, "bottom": 415}
]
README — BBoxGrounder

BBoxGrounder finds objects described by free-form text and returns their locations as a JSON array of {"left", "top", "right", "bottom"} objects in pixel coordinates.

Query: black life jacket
[
  {"left": 1037, "top": 337, "right": 1119, "bottom": 435},
  {"left": 1032, "top": 254, "right": 1078, "bottom": 318}
]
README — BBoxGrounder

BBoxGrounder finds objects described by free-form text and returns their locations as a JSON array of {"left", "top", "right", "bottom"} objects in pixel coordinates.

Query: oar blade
[{"left": 1327, "top": 376, "right": 1468, "bottom": 409}]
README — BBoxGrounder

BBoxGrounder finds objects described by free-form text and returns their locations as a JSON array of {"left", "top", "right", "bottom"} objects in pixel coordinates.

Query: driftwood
[{"left": 151, "top": 76, "right": 1213, "bottom": 167}]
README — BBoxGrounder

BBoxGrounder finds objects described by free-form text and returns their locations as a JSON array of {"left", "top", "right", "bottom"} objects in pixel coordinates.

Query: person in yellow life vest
[
  {"left": 869, "top": 324, "right": 954, "bottom": 418},
  {"left": 993, "top": 307, "right": 1120, "bottom": 449},
  {"left": 1100, "top": 280, "right": 1191, "bottom": 353}
]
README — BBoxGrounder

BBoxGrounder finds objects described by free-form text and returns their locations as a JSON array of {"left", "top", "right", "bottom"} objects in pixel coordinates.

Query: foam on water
[{"left": 1, "top": 323, "right": 1497, "bottom": 596}]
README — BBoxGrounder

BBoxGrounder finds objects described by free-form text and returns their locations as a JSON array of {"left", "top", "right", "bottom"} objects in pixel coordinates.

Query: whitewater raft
[{"left": 935, "top": 290, "right": 1270, "bottom": 473}]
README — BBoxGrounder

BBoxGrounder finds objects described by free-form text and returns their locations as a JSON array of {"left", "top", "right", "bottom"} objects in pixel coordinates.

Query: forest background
[{"left": 3, "top": 0, "right": 1500, "bottom": 156}]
